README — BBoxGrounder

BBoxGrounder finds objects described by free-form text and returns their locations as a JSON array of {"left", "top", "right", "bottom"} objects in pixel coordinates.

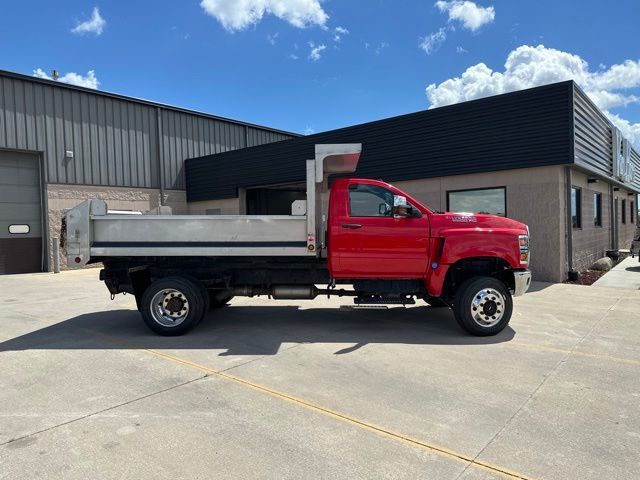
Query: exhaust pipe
[
  {"left": 271, "top": 285, "right": 319, "bottom": 300},
  {"left": 230, "top": 285, "right": 319, "bottom": 300}
]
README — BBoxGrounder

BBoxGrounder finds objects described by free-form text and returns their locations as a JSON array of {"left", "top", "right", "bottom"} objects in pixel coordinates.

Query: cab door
[{"left": 332, "top": 182, "right": 430, "bottom": 278}]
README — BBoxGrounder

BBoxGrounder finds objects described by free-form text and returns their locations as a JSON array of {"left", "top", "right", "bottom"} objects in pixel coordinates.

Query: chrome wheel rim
[
  {"left": 470, "top": 288, "right": 505, "bottom": 327},
  {"left": 150, "top": 289, "right": 189, "bottom": 327}
]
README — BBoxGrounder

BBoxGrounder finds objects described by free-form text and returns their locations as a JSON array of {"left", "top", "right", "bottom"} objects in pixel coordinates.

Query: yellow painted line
[
  {"left": 511, "top": 342, "right": 640, "bottom": 367},
  {"left": 85, "top": 329, "right": 536, "bottom": 480}
]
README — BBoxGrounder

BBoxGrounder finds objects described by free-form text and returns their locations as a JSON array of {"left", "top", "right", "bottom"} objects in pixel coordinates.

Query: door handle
[{"left": 342, "top": 223, "right": 362, "bottom": 229}]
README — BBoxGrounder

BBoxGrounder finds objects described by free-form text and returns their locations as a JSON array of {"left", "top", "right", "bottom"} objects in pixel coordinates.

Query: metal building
[
  {"left": 0, "top": 69, "right": 295, "bottom": 274},
  {"left": 185, "top": 81, "right": 640, "bottom": 282}
]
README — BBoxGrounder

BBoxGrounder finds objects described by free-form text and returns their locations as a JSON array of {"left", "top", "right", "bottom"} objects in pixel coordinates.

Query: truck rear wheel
[
  {"left": 453, "top": 276, "right": 512, "bottom": 336},
  {"left": 140, "top": 277, "right": 206, "bottom": 336}
]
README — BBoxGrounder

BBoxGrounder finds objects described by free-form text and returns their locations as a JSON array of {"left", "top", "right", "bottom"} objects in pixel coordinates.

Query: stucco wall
[
  {"left": 570, "top": 170, "right": 639, "bottom": 272},
  {"left": 570, "top": 170, "right": 613, "bottom": 272},
  {"left": 615, "top": 188, "right": 638, "bottom": 251},
  {"left": 46, "top": 184, "right": 187, "bottom": 270}
]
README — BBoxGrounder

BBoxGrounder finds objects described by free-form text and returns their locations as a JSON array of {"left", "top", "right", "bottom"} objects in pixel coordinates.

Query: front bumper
[{"left": 512, "top": 269, "right": 532, "bottom": 297}]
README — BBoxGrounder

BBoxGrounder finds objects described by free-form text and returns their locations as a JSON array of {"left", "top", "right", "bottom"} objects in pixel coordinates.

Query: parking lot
[{"left": 1, "top": 269, "right": 639, "bottom": 479}]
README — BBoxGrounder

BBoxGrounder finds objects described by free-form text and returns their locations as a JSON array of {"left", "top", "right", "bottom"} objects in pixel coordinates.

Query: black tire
[
  {"left": 453, "top": 276, "right": 512, "bottom": 336},
  {"left": 140, "top": 276, "right": 207, "bottom": 336},
  {"left": 181, "top": 274, "right": 210, "bottom": 318},
  {"left": 135, "top": 293, "right": 143, "bottom": 312},
  {"left": 209, "top": 290, "right": 234, "bottom": 310}
]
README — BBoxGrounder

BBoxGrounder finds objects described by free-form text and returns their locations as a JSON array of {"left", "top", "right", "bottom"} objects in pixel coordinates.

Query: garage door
[
  {"left": 0, "top": 151, "right": 43, "bottom": 274},
  {"left": 246, "top": 187, "right": 307, "bottom": 215}
]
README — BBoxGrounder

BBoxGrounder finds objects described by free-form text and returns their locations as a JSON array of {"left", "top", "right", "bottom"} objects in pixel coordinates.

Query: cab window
[{"left": 348, "top": 184, "right": 394, "bottom": 217}]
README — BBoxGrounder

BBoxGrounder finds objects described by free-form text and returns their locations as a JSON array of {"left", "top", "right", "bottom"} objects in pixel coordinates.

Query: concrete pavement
[
  {"left": 593, "top": 255, "right": 640, "bottom": 289},
  {"left": 1, "top": 270, "right": 640, "bottom": 479}
]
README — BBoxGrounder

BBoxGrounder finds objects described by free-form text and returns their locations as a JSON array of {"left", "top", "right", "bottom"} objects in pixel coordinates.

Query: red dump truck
[{"left": 64, "top": 144, "right": 531, "bottom": 336}]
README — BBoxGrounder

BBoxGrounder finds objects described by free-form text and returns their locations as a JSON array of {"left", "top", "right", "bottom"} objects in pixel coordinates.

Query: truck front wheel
[
  {"left": 140, "top": 277, "right": 206, "bottom": 336},
  {"left": 453, "top": 276, "right": 513, "bottom": 336}
]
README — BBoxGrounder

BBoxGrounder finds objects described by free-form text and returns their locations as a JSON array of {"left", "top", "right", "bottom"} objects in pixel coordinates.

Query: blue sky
[{"left": 1, "top": 1, "right": 639, "bottom": 144}]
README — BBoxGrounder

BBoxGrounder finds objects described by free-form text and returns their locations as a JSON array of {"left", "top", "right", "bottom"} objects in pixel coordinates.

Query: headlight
[{"left": 519, "top": 234, "right": 530, "bottom": 265}]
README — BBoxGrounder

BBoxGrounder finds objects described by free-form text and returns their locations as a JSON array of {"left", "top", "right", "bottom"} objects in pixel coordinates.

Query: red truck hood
[{"left": 429, "top": 212, "right": 528, "bottom": 236}]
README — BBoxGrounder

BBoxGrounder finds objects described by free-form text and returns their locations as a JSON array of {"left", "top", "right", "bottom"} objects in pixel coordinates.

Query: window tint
[
  {"left": 571, "top": 187, "right": 581, "bottom": 229},
  {"left": 447, "top": 187, "right": 506, "bottom": 216},
  {"left": 622, "top": 199, "right": 627, "bottom": 224},
  {"left": 593, "top": 193, "right": 602, "bottom": 227},
  {"left": 348, "top": 184, "right": 394, "bottom": 217}
]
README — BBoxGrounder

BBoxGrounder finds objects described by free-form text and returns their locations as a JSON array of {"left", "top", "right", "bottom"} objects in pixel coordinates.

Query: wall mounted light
[{"left": 65, "top": 150, "right": 74, "bottom": 159}]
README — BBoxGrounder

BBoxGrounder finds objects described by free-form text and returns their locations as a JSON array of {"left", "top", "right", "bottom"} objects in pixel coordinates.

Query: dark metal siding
[
  {"left": 160, "top": 110, "right": 249, "bottom": 190},
  {"left": 631, "top": 149, "right": 640, "bottom": 191},
  {"left": 0, "top": 71, "right": 296, "bottom": 189},
  {"left": 573, "top": 86, "right": 613, "bottom": 178},
  {"left": 246, "top": 126, "right": 291, "bottom": 148},
  {"left": 186, "top": 81, "right": 575, "bottom": 201},
  {"left": 573, "top": 85, "right": 640, "bottom": 191}
]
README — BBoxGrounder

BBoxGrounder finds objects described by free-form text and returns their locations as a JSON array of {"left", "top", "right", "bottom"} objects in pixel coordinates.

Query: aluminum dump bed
[{"left": 64, "top": 144, "right": 361, "bottom": 267}]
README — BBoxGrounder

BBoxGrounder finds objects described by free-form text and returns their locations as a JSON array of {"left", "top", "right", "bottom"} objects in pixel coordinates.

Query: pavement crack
[
  {"left": 454, "top": 296, "right": 625, "bottom": 480},
  {"left": 0, "top": 375, "right": 207, "bottom": 448}
]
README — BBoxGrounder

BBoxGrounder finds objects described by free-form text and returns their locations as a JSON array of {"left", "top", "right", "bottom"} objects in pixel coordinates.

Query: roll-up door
[{"left": 0, "top": 151, "right": 43, "bottom": 274}]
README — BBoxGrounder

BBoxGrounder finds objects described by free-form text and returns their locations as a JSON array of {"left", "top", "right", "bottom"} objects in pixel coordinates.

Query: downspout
[
  {"left": 566, "top": 82, "right": 575, "bottom": 277},
  {"left": 565, "top": 166, "right": 574, "bottom": 274},
  {"left": 156, "top": 107, "right": 165, "bottom": 206},
  {"left": 610, "top": 183, "right": 616, "bottom": 249}
]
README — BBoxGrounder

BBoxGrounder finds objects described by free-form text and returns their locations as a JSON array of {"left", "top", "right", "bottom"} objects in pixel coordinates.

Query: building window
[
  {"left": 622, "top": 199, "right": 627, "bottom": 224},
  {"left": 632, "top": 201, "right": 636, "bottom": 225},
  {"left": 571, "top": 187, "right": 581, "bottom": 229},
  {"left": 446, "top": 187, "right": 506, "bottom": 216},
  {"left": 348, "top": 183, "right": 394, "bottom": 217},
  {"left": 593, "top": 193, "right": 602, "bottom": 227}
]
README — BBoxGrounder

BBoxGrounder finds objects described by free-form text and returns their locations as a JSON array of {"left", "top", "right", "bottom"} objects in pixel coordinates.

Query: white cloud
[
  {"left": 33, "top": 69, "right": 100, "bottom": 89},
  {"left": 304, "top": 126, "right": 315, "bottom": 135},
  {"left": 424, "top": 45, "right": 640, "bottom": 148},
  {"left": 435, "top": 1, "right": 495, "bottom": 32},
  {"left": 71, "top": 7, "right": 106, "bottom": 36},
  {"left": 419, "top": 28, "right": 447, "bottom": 55},
  {"left": 334, "top": 26, "right": 349, "bottom": 42},
  {"left": 288, "top": 53, "right": 300, "bottom": 60},
  {"left": 267, "top": 32, "right": 279, "bottom": 45},
  {"left": 308, "top": 41, "right": 326, "bottom": 61},
  {"left": 200, "top": 0, "right": 328, "bottom": 32},
  {"left": 456, "top": 45, "right": 468, "bottom": 54}
]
